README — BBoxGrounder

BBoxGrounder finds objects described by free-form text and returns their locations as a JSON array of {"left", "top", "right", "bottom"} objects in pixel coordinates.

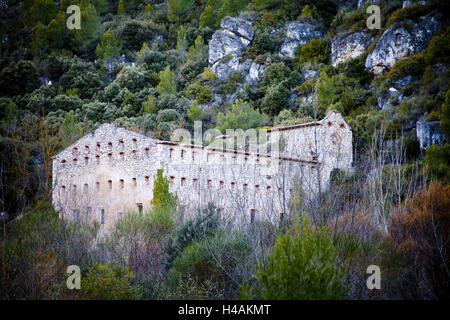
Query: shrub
[
  {"left": 114, "top": 65, "right": 148, "bottom": 93},
  {"left": 156, "top": 108, "right": 180, "bottom": 123},
  {"left": 169, "top": 230, "right": 252, "bottom": 298},
  {"left": 424, "top": 144, "right": 450, "bottom": 184},
  {"left": 253, "top": 216, "right": 349, "bottom": 299},
  {"left": 295, "top": 38, "right": 329, "bottom": 65},
  {"left": 165, "top": 203, "right": 221, "bottom": 269},
  {"left": 78, "top": 263, "right": 142, "bottom": 299},
  {"left": 387, "top": 182, "right": 450, "bottom": 299},
  {"left": 217, "top": 99, "right": 267, "bottom": 132}
]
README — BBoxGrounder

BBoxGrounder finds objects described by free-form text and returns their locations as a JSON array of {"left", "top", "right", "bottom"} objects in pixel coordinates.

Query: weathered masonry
[{"left": 52, "top": 111, "right": 352, "bottom": 231}]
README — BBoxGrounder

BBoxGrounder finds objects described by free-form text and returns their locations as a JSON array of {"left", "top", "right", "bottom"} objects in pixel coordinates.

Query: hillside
[{"left": 0, "top": 0, "right": 449, "bottom": 300}]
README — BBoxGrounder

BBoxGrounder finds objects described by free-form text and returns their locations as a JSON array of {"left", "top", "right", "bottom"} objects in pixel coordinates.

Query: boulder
[
  {"left": 331, "top": 32, "right": 373, "bottom": 66},
  {"left": 279, "top": 23, "right": 323, "bottom": 58},
  {"left": 208, "top": 29, "right": 250, "bottom": 65},
  {"left": 220, "top": 17, "right": 254, "bottom": 41},
  {"left": 244, "top": 63, "right": 265, "bottom": 83},
  {"left": 416, "top": 120, "right": 447, "bottom": 150},
  {"left": 365, "top": 13, "right": 441, "bottom": 75},
  {"left": 211, "top": 56, "right": 252, "bottom": 81}
]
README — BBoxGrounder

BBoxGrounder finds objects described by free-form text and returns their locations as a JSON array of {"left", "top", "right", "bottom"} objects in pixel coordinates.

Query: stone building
[{"left": 52, "top": 111, "right": 352, "bottom": 231}]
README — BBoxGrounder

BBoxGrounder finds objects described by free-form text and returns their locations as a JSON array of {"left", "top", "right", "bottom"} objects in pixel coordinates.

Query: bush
[
  {"left": 253, "top": 216, "right": 349, "bottom": 299},
  {"left": 156, "top": 108, "right": 180, "bottom": 123},
  {"left": 295, "top": 38, "right": 329, "bottom": 65},
  {"left": 78, "top": 263, "right": 142, "bottom": 299},
  {"left": 114, "top": 65, "right": 148, "bottom": 93},
  {"left": 169, "top": 230, "right": 252, "bottom": 298},
  {"left": 165, "top": 203, "right": 221, "bottom": 269},
  {"left": 388, "top": 182, "right": 450, "bottom": 299},
  {"left": 424, "top": 144, "right": 450, "bottom": 184}
]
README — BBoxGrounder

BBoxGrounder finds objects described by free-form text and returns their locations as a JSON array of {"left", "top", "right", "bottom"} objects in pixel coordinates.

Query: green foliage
[
  {"left": 114, "top": 65, "right": 147, "bottom": 93},
  {"left": 254, "top": 216, "right": 349, "bottom": 299},
  {"left": 440, "top": 90, "right": 450, "bottom": 137},
  {"left": 58, "top": 111, "right": 83, "bottom": 148},
  {"left": 176, "top": 26, "right": 188, "bottom": 52},
  {"left": 261, "top": 81, "right": 290, "bottom": 116},
  {"left": 424, "top": 144, "right": 450, "bottom": 184},
  {"left": 96, "top": 29, "right": 121, "bottom": 69},
  {"left": 169, "top": 230, "right": 252, "bottom": 298},
  {"left": 187, "top": 101, "right": 204, "bottom": 121},
  {"left": 142, "top": 95, "right": 158, "bottom": 114},
  {"left": 165, "top": 203, "right": 221, "bottom": 269},
  {"left": 117, "top": 0, "right": 126, "bottom": 15},
  {"left": 157, "top": 66, "right": 177, "bottom": 96},
  {"left": 69, "top": 1, "right": 103, "bottom": 55},
  {"left": 295, "top": 38, "right": 329, "bottom": 65},
  {"left": 156, "top": 108, "right": 180, "bottom": 123},
  {"left": 0, "top": 61, "right": 40, "bottom": 97},
  {"left": 79, "top": 263, "right": 141, "bottom": 299},
  {"left": 151, "top": 168, "right": 177, "bottom": 211},
  {"left": 167, "top": 0, "right": 195, "bottom": 21},
  {"left": 217, "top": 99, "right": 267, "bottom": 132}
]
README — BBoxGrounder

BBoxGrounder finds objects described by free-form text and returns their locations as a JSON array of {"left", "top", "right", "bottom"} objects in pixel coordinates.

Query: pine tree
[
  {"left": 176, "top": 26, "right": 188, "bottom": 52},
  {"left": 117, "top": 0, "right": 126, "bottom": 15},
  {"left": 96, "top": 29, "right": 121, "bottom": 71},
  {"left": 70, "top": 1, "right": 103, "bottom": 55},
  {"left": 157, "top": 66, "right": 177, "bottom": 95},
  {"left": 151, "top": 168, "right": 177, "bottom": 211}
]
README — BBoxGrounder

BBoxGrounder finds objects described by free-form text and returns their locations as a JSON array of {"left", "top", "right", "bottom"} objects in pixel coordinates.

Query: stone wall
[{"left": 52, "top": 111, "right": 352, "bottom": 231}]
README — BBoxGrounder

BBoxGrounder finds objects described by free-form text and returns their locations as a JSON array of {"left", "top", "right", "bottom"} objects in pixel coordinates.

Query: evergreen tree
[
  {"left": 70, "top": 1, "right": 103, "bottom": 55},
  {"left": 46, "top": 11, "right": 68, "bottom": 49},
  {"left": 96, "top": 29, "right": 122, "bottom": 71},
  {"left": 117, "top": 0, "right": 126, "bottom": 15},
  {"left": 151, "top": 168, "right": 177, "bottom": 211},
  {"left": 157, "top": 66, "right": 177, "bottom": 95},
  {"left": 176, "top": 26, "right": 188, "bottom": 52},
  {"left": 167, "top": 0, "right": 194, "bottom": 21}
]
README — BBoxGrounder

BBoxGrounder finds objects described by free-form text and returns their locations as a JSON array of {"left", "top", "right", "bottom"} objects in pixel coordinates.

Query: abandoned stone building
[{"left": 52, "top": 110, "right": 352, "bottom": 231}]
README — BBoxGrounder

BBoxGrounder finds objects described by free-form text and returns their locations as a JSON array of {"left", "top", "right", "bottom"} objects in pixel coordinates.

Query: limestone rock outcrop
[
  {"left": 365, "top": 13, "right": 441, "bottom": 75},
  {"left": 208, "top": 17, "right": 254, "bottom": 65},
  {"left": 331, "top": 32, "right": 373, "bottom": 66},
  {"left": 416, "top": 120, "right": 447, "bottom": 150},
  {"left": 279, "top": 23, "right": 323, "bottom": 58}
]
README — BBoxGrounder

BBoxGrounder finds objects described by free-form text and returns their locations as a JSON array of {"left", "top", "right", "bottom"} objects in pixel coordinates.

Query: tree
[
  {"left": 157, "top": 66, "right": 177, "bottom": 96},
  {"left": 117, "top": 0, "right": 126, "bottom": 15},
  {"left": 176, "top": 26, "right": 188, "bottom": 52},
  {"left": 96, "top": 29, "right": 122, "bottom": 71},
  {"left": 217, "top": 99, "right": 266, "bottom": 132},
  {"left": 46, "top": 11, "right": 68, "bottom": 49},
  {"left": 166, "top": 0, "right": 194, "bottom": 21},
  {"left": 187, "top": 101, "right": 204, "bottom": 122},
  {"left": 254, "top": 217, "right": 349, "bottom": 299},
  {"left": 70, "top": 2, "right": 103, "bottom": 55},
  {"left": 151, "top": 168, "right": 177, "bottom": 211},
  {"left": 441, "top": 90, "right": 450, "bottom": 137}
]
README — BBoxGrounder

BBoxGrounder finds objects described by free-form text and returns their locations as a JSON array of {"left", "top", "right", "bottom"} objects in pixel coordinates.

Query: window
[
  {"left": 243, "top": 183, "right": 248, "bottom": 194},
  {"left": 120, "top": 151, "right": 124, "bottom": 160},
  {"left": 145, "top": 176, "right": 150, "bottom": 185},
  {"left": 96, "top": 182, "right": 100, "bottom": 192},
  {"left": 231, "top": 182, "right": 235, "bottom": 191},
  {"left": 207, "top": 179, "right": 212, "bottom": 189},
  {"left": 61, "top": 185, "right": 66, "bottom": 193},
  {"left": 193, "top": 178, "right": 199, "bottom": 189},
  {"left": 119, "top": 179, "right": 124, "bottom": 189},
  {"left": 72, "top": 184, "right": 77, "bottom": 195},
  {"left": 84, "top": 156, "right": 89, "bottom": 165},
  {"left": 83, "top": 183, "right": 88, "bottom": 194},
  {"left": 267, "top": 186, "right": 272, "bottom": 194},
  {"left": 132, "top": 178, "right": 137, "bottom": 187},
  {"left": 181, "top": 177, "right": 186, "bottom": 187},
  {"left": 219, "top": 181, "right": 224, "bottom": 189},
  {"left": 169, "top": 148, "right": 173, "bottom": 159},
  {"left": 255, "top": 185, "right": 260, "bottom": 193},
  {"left": 170, "top": 176, "right": 175, "bottom": 186},
  {"left": 181, "top": 149, "right": 185, "bottom": 160},
  {"left": 108, "top": 180, "right": 112, "bottom": 190},
  {"left": 95, "top": 155, "right": 100, "bottom": 164},
  {"left": 136, "top": 203, "right": 143, "bottom": 213},
  {"left": 100, "top": 208, "right": 105, "bottom": 225}
]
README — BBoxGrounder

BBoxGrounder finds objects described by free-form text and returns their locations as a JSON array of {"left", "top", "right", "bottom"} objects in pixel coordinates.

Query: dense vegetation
[{"left": 0, "top": 0, "right": 449, "bottom": 299}]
